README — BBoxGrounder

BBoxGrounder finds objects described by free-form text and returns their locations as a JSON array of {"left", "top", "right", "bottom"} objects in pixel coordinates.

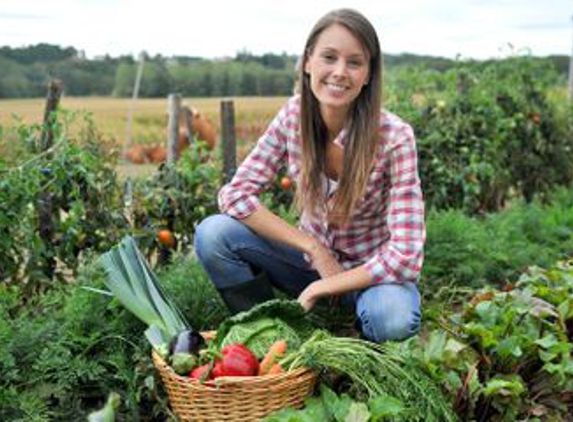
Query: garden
[{"left": 1, "top": 55, "right": 573, "bottom": 421}]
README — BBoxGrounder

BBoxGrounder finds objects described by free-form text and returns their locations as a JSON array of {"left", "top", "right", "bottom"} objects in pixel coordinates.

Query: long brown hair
[{"left": 296, "top": 8, "right": 383, "bottom": 225}]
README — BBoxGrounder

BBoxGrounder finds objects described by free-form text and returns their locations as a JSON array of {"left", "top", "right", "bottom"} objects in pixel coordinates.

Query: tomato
[
  {"left": 189, "top": 364, "right": 212, "bottom": 380},
  {"left": 280, "top": 176, "right": 293, "bottom": 190},
  {"left": 157, "top": 229, "right": 175, "bottom": 248}
]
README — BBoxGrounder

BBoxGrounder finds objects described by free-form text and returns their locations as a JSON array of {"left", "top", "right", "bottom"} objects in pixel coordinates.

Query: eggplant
[
  {"left": 169, "top": 329, "right": 206, "bottom": 355},
  {"left": 169, "top": 330, "right": 206, "bottom": 375}
]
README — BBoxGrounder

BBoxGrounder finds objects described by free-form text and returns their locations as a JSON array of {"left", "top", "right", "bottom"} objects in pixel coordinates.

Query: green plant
[{"left": 414, "top": 260, "right": 573, "bottom": 420}]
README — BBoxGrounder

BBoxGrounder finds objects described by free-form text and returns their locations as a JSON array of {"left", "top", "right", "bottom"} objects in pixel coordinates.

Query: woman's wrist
[{"left": 300, "top": 235, "right": 321, "bottom": 256}]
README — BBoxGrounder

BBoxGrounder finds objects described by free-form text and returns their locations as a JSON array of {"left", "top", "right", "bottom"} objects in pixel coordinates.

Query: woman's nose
[{"left": 332, "top": 60, "right": 348, "bottom": 77}]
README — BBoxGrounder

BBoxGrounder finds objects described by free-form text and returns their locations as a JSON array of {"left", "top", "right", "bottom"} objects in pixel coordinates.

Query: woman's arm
[
  {"left": 297, "top": 265, "right": 373, "bottom": 311},
  {"left": 243, "top": 205, "right": 347, "bottom": 279},
  {"left": 242, "top": 205, "right": 315, "bottom": 253}
]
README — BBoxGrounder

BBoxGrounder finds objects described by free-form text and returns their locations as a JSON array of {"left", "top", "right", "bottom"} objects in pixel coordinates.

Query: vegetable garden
[{"left": 2, "top": 56, "right": 573, "bottom": 421}]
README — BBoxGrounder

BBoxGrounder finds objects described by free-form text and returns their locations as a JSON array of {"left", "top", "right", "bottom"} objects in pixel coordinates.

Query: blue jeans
[{"left": 194, "top": 214, "right": 421, "bottom": 342}]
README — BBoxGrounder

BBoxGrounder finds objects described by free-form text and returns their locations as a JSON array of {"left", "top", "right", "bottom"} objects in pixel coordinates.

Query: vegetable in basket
[
  {"left": 169, "top": 330, "right": 205, "bottom": 374},
  {"left": 98, "top": 236, "right": 206, "bottom": 375},
  {"left": 258, "top": 340, "right": 287, "bottom": 376},
  {"left": 217, "top": 343, "right": 259, "bottom": 376},
  {"left": 212, "top": 299, "right": 314, "bottom": 359}
]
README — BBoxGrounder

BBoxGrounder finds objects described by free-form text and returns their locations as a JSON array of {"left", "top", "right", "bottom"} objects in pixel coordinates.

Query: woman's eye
[
  {"left": 322, "top": 54, "right": 336, "bottom": 62},
  {"left": 348, "top": 60, "right": 363, "bottom": 68}
]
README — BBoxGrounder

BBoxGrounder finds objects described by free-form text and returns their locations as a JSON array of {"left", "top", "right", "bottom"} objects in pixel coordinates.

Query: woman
[{"left": 194, "top": 8, "right": 425, "bottom": 343}]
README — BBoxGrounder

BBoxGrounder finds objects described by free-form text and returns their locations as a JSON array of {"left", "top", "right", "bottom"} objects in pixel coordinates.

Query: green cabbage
[
  {"left": 220, "top": 317, "right": 301, "bottom": 358},
  {"left": 213, "top": 299, "right": 314, "bottom": 358}
]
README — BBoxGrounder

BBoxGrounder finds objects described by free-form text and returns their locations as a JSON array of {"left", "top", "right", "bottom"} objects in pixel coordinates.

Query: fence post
[
  {"left": 36, "top": 79, "right": 62, "bottom": 280},
  {"left": 167, "top": 93, "right": 182, "bottom": 164},
  {"left": 568, "top": 15, "right": 573, "bottom": 103},
  {"left": 39, "top": 79, "right": 63, "bottom": 152},
  {"left": 220, "top": 99, "right": 237, "bottom": 183},
  {"left": 182, "top": 106, "right": 194, "bottom": 147}
]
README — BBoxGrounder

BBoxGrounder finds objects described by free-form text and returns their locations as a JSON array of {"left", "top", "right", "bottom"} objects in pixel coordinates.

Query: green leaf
[
  {"left": 494, "top": 336, "right": 523, "bottom": 359},
  {"left": 482, "top": 375, "right": 525, "bottom": 397},
  {"left": 344, "top": 402, "right": 370, "bottom": 422},
  {"left": 424, "top": 331, "right": 448, "bottom": 362},
  {"left": 368, "top": 394, "right": 405, "bottom": 420},
  {"left": 535, "top": 334, "right": 559, "bottom": 349},
  {"left": 320, "top": 385, "right": 352, "bottom": 422}
]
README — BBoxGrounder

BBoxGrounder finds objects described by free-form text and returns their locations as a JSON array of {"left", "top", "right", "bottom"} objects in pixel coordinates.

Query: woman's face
[{"left": 304, "top": 24, "right": 370, "bottom": 116}]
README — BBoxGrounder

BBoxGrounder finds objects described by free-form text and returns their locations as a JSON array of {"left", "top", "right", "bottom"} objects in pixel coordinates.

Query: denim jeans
[{"left": 194, "top": 214, "right": 421, "bottom": 342}]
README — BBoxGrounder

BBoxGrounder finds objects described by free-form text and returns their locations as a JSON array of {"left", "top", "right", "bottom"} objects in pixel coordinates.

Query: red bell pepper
[{"left": 214, "top": 343, "right": 259, "bottom": 377}]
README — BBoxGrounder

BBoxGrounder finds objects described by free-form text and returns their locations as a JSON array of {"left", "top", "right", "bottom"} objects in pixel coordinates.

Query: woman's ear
[{"left": 303, "top": 55, "right": 311, "bottom": 75}]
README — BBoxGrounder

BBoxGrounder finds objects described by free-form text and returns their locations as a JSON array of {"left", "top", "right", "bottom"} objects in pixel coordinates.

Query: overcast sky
[{"left": 0, "top": 0, "right": 571, "bottom": 60}]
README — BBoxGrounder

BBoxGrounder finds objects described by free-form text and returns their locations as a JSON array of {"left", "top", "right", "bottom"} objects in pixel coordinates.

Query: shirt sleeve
[
  {"left": 363, "top": 124, "right": 426, "bottom": 283},
  {"left": 218, "top": 102, "right": 290, "bottom": 219}
]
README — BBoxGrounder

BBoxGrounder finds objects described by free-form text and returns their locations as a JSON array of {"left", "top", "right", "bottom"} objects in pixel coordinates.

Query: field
[
  {"left": 0, "top": 96, "right": 288, "bottom": 178},
  {"left": 0, "top": 96, "right": 288, "bottom": 147}
]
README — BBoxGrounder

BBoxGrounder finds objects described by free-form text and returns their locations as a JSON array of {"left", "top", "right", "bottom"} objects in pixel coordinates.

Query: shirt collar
[{"left": 332, "top": 127, "right": 348, "bottom": 148}]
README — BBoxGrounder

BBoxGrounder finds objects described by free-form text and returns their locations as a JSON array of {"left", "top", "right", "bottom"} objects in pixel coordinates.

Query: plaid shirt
[{"left": 219, "top": 96, "right": 425, "bottom": 284}]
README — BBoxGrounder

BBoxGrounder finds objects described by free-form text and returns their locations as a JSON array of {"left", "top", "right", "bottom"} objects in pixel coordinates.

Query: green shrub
[
  {"left": 387, "top": 57, "right": 573, "bottom": 214},
  {"left": 0, "top": 252, "right": 226, "bottom": 421},
  {"left": 422, "top": 186, "right": 573, "bottom": 295}
]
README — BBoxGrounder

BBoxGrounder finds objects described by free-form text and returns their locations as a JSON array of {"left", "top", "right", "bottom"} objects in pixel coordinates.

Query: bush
[
  {"left": 387, "top": 56, "right": 573, "bottom": 214},
  {"left": 422, "top": 186, "right": 573, "bottom": 295},
  {"left": 0, "top": 252, "right": 227, "bottom": 421}
]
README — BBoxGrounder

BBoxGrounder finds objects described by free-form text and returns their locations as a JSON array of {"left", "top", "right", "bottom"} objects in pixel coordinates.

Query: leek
[{"left": 99, "top": 236, "right": 189, "bottom": 350}]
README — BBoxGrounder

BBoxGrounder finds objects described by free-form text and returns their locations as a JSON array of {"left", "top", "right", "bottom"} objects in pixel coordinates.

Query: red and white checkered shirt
[{"left": 219, "top": 96, "right": 425, "bottom": 284}]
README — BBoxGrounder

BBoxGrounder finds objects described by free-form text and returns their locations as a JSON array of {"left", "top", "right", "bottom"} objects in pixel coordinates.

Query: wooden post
[
  {"left": 568, "top": 15, "right": 573, "bottom": 103},
  {"left": 167, "top": 93, "right": 182, "bottom": 164},
  {"left": 182, "top": 106, "right": 194, "bottom": 147},
  {"left": 39, "top": 79, "right": 63, "bottom": 152},
  {"left": 35, "top": 79, "right": 62, "bottom": 280},
  {"left": 124, "top": 51, "right": 146, "bottom": 157},
  {"left": 220, "top": 99, "right": 237, "bottom": 183}
]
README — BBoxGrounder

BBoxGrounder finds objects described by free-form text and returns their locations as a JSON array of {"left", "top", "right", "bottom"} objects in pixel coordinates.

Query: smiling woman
[{"left": 194, "top": 8, "right": 425, "bottom": 344}]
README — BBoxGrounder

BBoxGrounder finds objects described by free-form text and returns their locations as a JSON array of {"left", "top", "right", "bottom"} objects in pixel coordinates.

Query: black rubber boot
[{"left": 217, "top": 270, "right": 275, "bottom": 314}]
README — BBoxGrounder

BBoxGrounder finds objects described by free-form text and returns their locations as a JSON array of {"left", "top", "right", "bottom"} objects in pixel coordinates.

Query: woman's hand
[
  {"left": 306, "top": 239, "right": 344, "bottom": 279},
  {"left": 297, "top": 281, "right": 326, "bottom": 311}
]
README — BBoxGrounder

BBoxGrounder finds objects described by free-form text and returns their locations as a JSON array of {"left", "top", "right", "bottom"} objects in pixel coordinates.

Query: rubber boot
[{"left": 217, "top": 270, "right": 275, "bottom": 314}]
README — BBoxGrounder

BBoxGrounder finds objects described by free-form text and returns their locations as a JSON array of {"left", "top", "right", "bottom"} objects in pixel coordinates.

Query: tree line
[{"left": 0, "top": 43, "right": 569, "bottom": 98}]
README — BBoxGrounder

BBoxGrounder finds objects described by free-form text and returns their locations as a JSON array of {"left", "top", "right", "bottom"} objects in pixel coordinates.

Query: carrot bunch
[{"left": 258, "top": 340, "right": 288, "bottom": 376}]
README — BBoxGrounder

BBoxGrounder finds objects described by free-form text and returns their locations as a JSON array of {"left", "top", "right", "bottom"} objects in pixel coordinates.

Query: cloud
[
  {"left": 0, "top": 0, "right": 571, "bottom": 59},
  {"left": 0, "top": 13, "right": 48, "bottom": 19}
]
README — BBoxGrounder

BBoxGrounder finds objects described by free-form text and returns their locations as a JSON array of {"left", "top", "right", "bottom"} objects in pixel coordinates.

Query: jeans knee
[
  {"left": 356, "top": 283, "right": 421, "bottom": 343},
  {"left": 194, "top": 214, "right": 237, "bottom": 265}
]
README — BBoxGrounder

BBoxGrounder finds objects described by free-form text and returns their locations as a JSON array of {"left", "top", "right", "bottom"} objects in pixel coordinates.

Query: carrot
[
  {"left": 258, "top": 340, "right": 288, "bottom": 375},
  {"left": 266, "top": 363, "right": 284, "bottom": 375}
]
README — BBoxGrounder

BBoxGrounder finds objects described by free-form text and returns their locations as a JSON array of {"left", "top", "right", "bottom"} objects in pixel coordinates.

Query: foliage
[
  {"left": 130, "top": 142, "right": 221, "bottom": 255},
  {"left": 0, "top": 253, "right": 226, "bottom": 421},
  {"left": 412, "top": 260, "right": 573, "bottom": 420},
  {"left": 0, "top": 45, "right": 299, "bottom": 98},
  {"left": 282, "top": 331, "right": 457, "bottom": 421},
  {"left": 387, "top": 56, "right": 573, "bottom": 214},
  {"left": 0, "top": 112, "right": 224, "bottom": 291},
  {"left": 422, "top": 187, "right": 573, "bottom": 293},
  {"left": 0, "top": 111, "right": 129, "bottom": 290},
  {"left": 265, "top": 384, "right": 407, "bottom": 422}
]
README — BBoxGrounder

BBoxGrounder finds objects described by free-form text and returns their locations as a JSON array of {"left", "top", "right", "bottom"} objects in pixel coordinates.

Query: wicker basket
[{"left": 152, "top": 350, "right": 316, "bottom": 421}]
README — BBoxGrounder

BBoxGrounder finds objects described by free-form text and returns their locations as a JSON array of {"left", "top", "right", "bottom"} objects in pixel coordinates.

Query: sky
[{"left": 0, "top": 0, "right": 572, "bottom": 61}]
